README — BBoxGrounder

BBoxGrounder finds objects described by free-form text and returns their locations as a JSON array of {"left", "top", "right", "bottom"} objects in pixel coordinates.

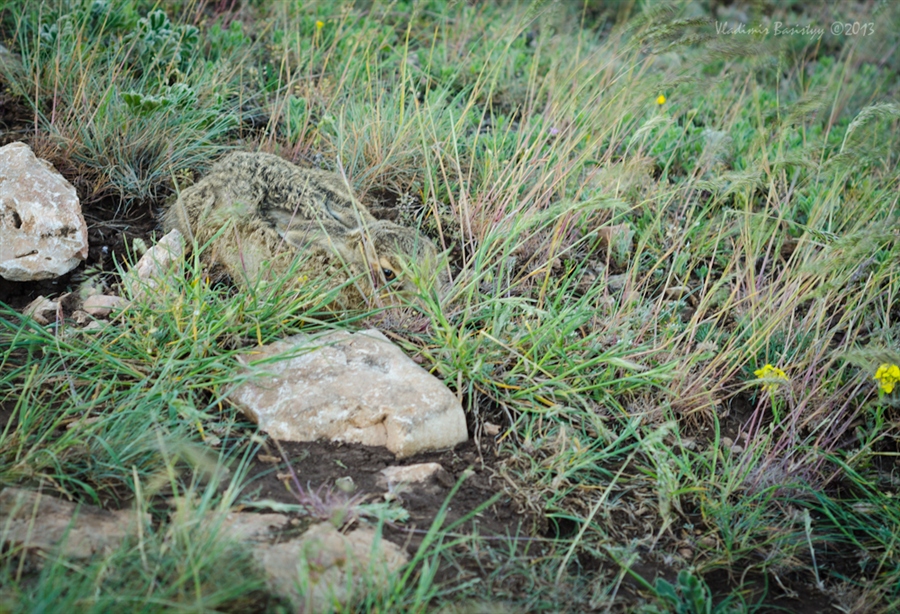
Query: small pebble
[
  {"left": 83, "top": 294, "right": 125, "bottom": 318},
  {"left": 483, "top": 422, "right": 501, "bottom": 436},
  {"left": 336, "top": 476, "right": 356, "bottom": 493}
]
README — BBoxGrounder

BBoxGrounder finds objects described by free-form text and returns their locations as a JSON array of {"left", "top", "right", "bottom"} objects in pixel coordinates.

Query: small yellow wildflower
[
  {"left": 315, "top": 20, "right": 324, "bottom": 30},
  {"left": 874, "top": 363, "right": 900, "bottom": 394},
  {"left": 657, "top": 94, "right": 666, "bottom": 105},
  {"left": 754, "top": 364, "right": 788, "bottom": 392}
]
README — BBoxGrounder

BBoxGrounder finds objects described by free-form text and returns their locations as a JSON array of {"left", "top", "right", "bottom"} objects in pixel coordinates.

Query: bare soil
[{"left": 241, "top": 438, "right": 525, "bottom": 549}]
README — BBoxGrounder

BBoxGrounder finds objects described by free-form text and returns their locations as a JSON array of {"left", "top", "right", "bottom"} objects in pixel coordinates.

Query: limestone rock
[
  {"left": 120, "top": 229, "right": 185, "bottom": 297},
  {"left": 231, "top": 329, "right": 468, "bottom": 458},
  {"left": 0, "top": 142, "right": 88, "bottom": 281},
  {"left": 253, "top": 521, "right": 408, "bottom": 612},
  {"left": 0, "top": 487, "right": 148, "bottom": 559}
]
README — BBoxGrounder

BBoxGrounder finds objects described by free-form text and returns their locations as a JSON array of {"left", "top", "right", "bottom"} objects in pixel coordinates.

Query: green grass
[{"left": 2, "top": 0, "right": 900, "bottom": 611}]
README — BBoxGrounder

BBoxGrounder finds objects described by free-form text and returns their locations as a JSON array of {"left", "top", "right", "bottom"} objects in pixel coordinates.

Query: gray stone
[
  {"left": 0, "top": 487, "right": 148, "bottom": 559},
  {"left": 0, "top": 142, "right": 88, "bottom": 281},
  {"left": 230, "top": 329, "right": 467, "bottom": 458}
]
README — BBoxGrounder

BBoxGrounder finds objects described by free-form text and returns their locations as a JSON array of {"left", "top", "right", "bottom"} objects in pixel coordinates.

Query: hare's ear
[
  {"left": 344, "top": 228, "right": 365, "bottom": 250},
  {"left": 336, "top": 228, "right": 378, "bottom": 268},
  {"left": 282, "top": 225, "right": 327, "bottom": 250},
  {"left": 264, "top": 208, "right": 304, "bottom": 235}
]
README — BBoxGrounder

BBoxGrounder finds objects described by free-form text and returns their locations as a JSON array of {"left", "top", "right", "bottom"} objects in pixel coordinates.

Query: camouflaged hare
[{"left": 162, "top": 152, "right": 449, "bottom": 309}]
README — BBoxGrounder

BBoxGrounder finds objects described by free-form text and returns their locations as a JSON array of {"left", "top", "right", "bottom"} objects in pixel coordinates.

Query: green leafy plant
[
  {"left": 652, "top": 571, "right": 743, "bottom": 614},
  {"left": 125, "top": 8, "right": 199, "bottom": 77}
]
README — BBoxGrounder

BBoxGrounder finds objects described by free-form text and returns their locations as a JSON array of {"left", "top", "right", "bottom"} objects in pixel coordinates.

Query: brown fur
[{"left": 162, "top": 152, "right": 448, "bottom": 309}]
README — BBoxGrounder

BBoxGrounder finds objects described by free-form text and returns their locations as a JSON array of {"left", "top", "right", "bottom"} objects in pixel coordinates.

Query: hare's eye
[{"left": 382, "top": 268, "right": 396, "bottom": 281}]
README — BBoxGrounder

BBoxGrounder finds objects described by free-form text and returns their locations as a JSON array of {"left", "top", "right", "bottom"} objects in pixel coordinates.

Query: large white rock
[
  {"left": 0, "top": 142, "right": 88, "bottom": 281},
  {"left": 231, "top": 329, "right": 468, "bottom": 458},
  {"left": 0, "top": 488, "right": 148, "bottom": 559}
]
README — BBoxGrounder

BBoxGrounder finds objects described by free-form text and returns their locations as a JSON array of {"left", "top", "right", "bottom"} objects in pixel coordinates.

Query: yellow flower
[
  {"left": 315, "top": 20, "right": 324, "bottom": 30},
  {"left": 874, "top": 363, "right": 900, "bottom": 394},
  {"left": 754, "top": 364, "right": 788, "bottom": 392},
  {"left": 657, "top": 94, "right": 666, "bottom": 105}
]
